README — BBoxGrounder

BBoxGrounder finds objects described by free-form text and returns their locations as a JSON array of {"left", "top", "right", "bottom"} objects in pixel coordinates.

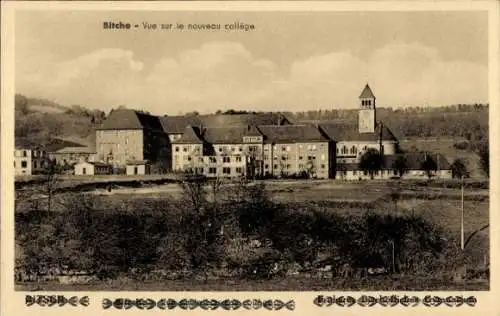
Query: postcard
[{"left": 1, "top": 1, "right": 499, "bottom": 315}]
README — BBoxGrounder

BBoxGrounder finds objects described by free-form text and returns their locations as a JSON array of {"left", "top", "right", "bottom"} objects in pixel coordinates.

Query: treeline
[
  {"left": 287, "top": 104, "right": 489, "bottom": 141},
  {"left": 16, "top": 181, "right": 466, "bottom": 284},
  {"left": 15, "top": 93, "right": 489, "bottom": 151}
]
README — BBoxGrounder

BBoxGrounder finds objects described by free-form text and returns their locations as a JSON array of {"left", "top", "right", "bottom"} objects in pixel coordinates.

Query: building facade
[
  {"left": 49, "top": 146, "right": 96, "bottom": 166},
  {"left": 95, "top": 109, "right": 170, "bottom": 168},
  {"left": 93, "top": 84, "right": 451, "bottom": 179},
  {"left": 14, "top": 148, "right": 48, "bottom": 176}
]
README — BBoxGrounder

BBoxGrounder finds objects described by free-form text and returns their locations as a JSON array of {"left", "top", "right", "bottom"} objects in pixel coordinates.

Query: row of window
[
  {"left": 14, "top": 150, "right": 46, "bottom": 158},
  {"left": 361, "top": 99, "right": 373, "bottom": 106},
  {"left": 264, "top": 164, "right": 326, "bottom": 170},
  {"left": 179, "top": 155, "right": 244, "bottom": 163},
  {"left": 341, "top": 169, "right": 399, "bottom": 176},
  {"left": 337, "top": 145, "right": 371, "bottom": 155},
  {"left": 187, "top": 167, "right": 244, "bottom": 174}
]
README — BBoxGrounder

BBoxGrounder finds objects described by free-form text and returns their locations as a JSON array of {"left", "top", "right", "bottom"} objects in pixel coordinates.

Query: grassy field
[{"left": 16, "top": 275, "right": 488, "bottom": 292}]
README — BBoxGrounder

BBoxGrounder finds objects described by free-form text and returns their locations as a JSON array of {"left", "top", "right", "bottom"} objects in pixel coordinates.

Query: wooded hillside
[{"left": 15, "top": 93, "right": 488, "bottom": 153}]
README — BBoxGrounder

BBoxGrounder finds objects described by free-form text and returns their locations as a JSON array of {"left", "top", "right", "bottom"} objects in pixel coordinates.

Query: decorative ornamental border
[
  {"left": 102, "top": 298, "right": 295, "bottom": 310},
  {"left": 25, "top": 295, "right": 89, "bottom": 307},
  {"left": 313, "top": 295, "right": 477, "bottom": 307}
]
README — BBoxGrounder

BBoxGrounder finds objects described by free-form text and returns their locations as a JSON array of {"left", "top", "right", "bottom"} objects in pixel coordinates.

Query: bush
[
  {"left": 453, "top": 141, "right": 469, "bottom": 150},
  {"left": 15, "top": 186, "right": 456, "bottom": 283}
]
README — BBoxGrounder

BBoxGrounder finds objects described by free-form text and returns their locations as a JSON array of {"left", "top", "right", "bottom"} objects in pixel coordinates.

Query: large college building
[{"left": 93, "top": 84, "right": 452, "bottom": 179}]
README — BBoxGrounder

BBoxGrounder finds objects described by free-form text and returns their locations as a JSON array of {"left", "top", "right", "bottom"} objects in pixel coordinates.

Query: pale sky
[{"left": 15, "top": 10, "right": 488, "bottom": 115}]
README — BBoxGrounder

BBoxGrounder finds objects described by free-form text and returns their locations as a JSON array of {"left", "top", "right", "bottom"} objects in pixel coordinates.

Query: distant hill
[
  {"left": 15, "top": 94, "right": 489, "bottom": 163},
  {"left": 15, "top": 94, "right": 104, "bottom": 151}
]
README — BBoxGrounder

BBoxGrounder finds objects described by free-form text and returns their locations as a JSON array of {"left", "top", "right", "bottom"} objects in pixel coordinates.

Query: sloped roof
[
  {"left": 258, "top": 125, "right": 329, "bottom": 143},
  {"left": 159, "top": 116, "right": 202, "bottom": 134},
  {"left": 198, "top": 113, "right": 289, "bottom": 127},
  {"left": 244, "top": 124, "right": 263, "bottom": 137},
  {"left": 158, "top": 113, "right": 288, "bottom": 134},
  {"left": 54, "top": 146, "right": 96, "bottom": 154},
  {"left": 359, "top": 84, "right": 376, "bottom": 99},
  {"left": 203, "top": 126, "right": 249, "bottom": 144},
  {"left": 98, "top": 109, "right": 163, "bottom": 131},
  {"left": 173, "top": 125, "right": 204, "bottom": 144},
  {"left": 318, "top": 122, "right": 397, "bottom": 142}
]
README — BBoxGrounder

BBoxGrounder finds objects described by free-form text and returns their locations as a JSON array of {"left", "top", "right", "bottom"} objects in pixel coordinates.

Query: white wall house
[{"left": 14, "top": 148, "right": 48, "bottom": 176}]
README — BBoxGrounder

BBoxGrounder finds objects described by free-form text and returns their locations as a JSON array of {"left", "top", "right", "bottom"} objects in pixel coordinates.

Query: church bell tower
[{"left": 358, "top": 84, "right": 376, "bottom": 133}]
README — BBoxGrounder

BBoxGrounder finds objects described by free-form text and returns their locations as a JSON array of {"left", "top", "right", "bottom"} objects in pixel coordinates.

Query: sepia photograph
[{"left": 10, "top": 8, "right": 491, "bottom": 293}]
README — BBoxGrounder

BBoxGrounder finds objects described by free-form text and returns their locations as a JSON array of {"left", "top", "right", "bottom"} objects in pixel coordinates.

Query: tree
[
  {"left": 421, "top": 155, "right": 438, "bottom": 179},
  {"left": 478, "top": 143, "right": 489, "bottom": 177},
  {"left": 391, "top": 155, "right": 408, "bottom": 177},
  {"left": 359, "top": 149, "right": 382, "bottom": 180},
  {"left": 451, "top": 158, "right": 469, "bottom": 179},
  {"left": 15, "top": 94, "right": 30, "bottom": 115},
  {"left": 38, "top": 159, "right": 62, "bottom": 214}
]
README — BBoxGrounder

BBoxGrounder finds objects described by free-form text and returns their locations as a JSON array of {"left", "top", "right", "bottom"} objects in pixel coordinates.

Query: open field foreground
[{"left": 15, "top": 179, "right": 489, "bottom": 291}]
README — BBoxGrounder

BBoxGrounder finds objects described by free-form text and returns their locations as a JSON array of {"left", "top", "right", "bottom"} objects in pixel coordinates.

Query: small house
[
  {"left": 74, "top": 162, "right": 94, "bottom": 176},
  {"left": 126, "top": 160, "right": 150, "bottom": 176},
  {"left": 74, "top": 162, "right": 113, "bottom": 176}
]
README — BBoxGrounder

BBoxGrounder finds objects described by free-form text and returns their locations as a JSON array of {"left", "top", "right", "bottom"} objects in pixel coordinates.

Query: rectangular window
[
  {"left": 21, "top": 161, "right": 27, "bottom": 168},
  {"left": 219, "top": 147, "right": 223, "bottom": 152},
  {"left": 321, "top": 164, "right": 325, "bottom": 169},
  {"left": 183, "top": 147, "right": 188, "bottom": 152},
  {"left": 223, "top": 167, "right": 231, "bottom": 174},
  {"left": 299, "top": 156, "right": 303, "bottom": 160},
  {"left": 265, "top": 164, "right": 269, "bottom": 169},
  {"left": 198, "top": 168, "right": 204, "bottom": 174},
  {"left": 282, "top": 146, "right": 286, "bottom": 151},
  {"left": 33, "top": 161, "right": 37, "bottom": 169},
  {"left": 236, "top": 156, "right": 242, "bottom": 162},
  {"left": 23, "top": 151, "right": 27, "bottom": 157},
  {"left": 209, "top": 167, "right": 217, "bottom": 174},
  {"left": 83, "top": 167, "right": 86, "bottom": 175},
  {"left": 286, "top": 164, "right": 291, "bottom": 169},
  {"left": 236, "top": 167, "right": 243, "bottom": 174},
  {"left": 299, "top": 164, "right": 304, "bottom": 169},
  {"left": 223, "top": 156, "right": 231, "bottom": 163},
  {"left": 273, "top": 164, "right": 278, "bottom": 169},
  {"left": 209, "top": 157, "right": 217, "bottom": 163},
  {"left": 393, "top": 170, "right": 398, "bottom": 175},
  {"left": 239, "top": 147, "right": 243, "bottom": 152}
]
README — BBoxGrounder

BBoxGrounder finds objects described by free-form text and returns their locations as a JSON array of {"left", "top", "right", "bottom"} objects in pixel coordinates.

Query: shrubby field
[{"left": 15, "top": 179, "right": 489, "bottom": 291}]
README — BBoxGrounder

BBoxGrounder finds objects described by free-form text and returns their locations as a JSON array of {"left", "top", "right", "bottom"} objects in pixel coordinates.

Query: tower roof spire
[{"left": 359, "top": 84, "right": 376, "bottom": 99}]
